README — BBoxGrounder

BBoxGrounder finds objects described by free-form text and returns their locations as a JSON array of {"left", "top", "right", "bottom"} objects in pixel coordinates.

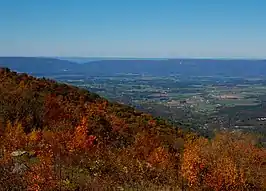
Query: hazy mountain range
[{"left": 0, "top": 57, "right": 266, "bottom": 77}]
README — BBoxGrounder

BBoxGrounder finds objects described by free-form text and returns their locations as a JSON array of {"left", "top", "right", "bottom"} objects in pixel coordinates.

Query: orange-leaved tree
[
  {"left": 67, "top": 117, "right": 96, "bottom": 152},
  {"left": 181, "top": 132, "right": 266, "bottom": 190},
  {"left": 2, "top": 121, "right": 28, "bottom": 153}
]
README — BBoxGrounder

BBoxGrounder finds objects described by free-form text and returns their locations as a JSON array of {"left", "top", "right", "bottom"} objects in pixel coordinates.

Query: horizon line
[{"left": 0, "top": 56, "right": 265, "bottom": 61}]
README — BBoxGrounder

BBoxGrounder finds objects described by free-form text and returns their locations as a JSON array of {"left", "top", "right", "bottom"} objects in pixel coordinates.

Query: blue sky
[{"left": 0, "top": 0, "right": 265, "bottom": 58}]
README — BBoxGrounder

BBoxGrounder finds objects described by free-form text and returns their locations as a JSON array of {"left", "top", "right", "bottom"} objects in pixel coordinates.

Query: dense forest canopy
[{"left": 0, "top": 67, "right": 265, "bottom": 190}]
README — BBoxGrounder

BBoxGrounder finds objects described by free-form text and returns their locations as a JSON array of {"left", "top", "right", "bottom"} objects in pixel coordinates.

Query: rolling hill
[{"left": 0, "top": 57, "right": 77, "bottom": 75}]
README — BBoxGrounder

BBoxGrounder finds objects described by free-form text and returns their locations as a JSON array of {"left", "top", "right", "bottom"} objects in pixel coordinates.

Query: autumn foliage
[
  {"left": 0, "top": 68, "right": 265, "bottom": 190},
  {"left": 181, "top": 132, "right": 266, "bottom": 190}
]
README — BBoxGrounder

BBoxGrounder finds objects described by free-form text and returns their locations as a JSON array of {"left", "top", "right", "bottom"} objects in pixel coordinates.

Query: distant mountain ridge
[
  {"left": 55, "top": 57, "right": 168, "bottom": 63},
  {"left": 1, "top": 57, "right": 266, "bottom": 77},
  {"left": 0, "top": 57, "right": 77, "bottom": 75}
]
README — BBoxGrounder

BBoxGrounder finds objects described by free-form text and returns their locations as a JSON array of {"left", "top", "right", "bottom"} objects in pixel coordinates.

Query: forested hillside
[{"left": 0, "top": 68, "right": 265, "bottom": 190}]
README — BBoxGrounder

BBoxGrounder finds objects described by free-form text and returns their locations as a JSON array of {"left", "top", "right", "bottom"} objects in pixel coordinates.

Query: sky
[{"left": 0, "top": 0, "right": 266, "bottom": 58}]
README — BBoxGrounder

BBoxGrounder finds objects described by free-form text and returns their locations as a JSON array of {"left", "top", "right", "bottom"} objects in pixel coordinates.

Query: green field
[{"left": 216, "top": 98, "right": 260, "bottom": 107}]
